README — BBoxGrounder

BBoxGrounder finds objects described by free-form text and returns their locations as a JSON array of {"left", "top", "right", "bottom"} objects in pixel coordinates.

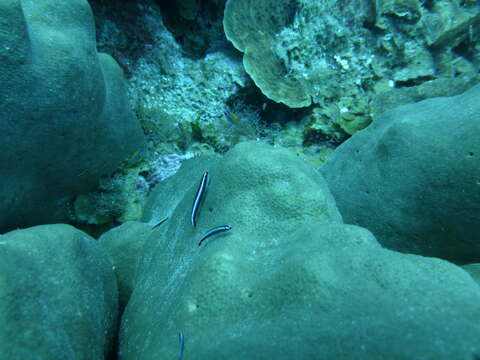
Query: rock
[
  {"left": 0, "top": 224, "right": 118, "bottom": 359},
  {"left": 223, "top": 0, "right": 480, "bottom": 112},
  {"left": 0, "top": 0, "right": 145, "bottom": 232},
  {"left": 321, "top": 83, "right": 480, "bottom": 263},
  {"left": 223, "top": 0, "right": 374, "bottom": 108},
  {"left": 120, "top": 141, "right": 342, "bottom": 357},
  {"left": 375, "top": 0, "right": 421, "bottom": 21},
  {"left": 119, "top": 142, "right": 480, "bottom": 359},
  {"left": 371, "top": 76, "right": 480, "bottom": 116},
  {"left": 99, "top": 221, "right": 153, "bottom": 312},
  {"left": 373, "top": 0, "right": 480, "bottom": 87},
  {"left": 462, "top": 264, "right": 480, "bottom": 286},
  {"left": 141, "top": 141, "right": 342, "bottom": 237},
  {"left": 422, "top": 0, "right": 480, "bottom": 48}
]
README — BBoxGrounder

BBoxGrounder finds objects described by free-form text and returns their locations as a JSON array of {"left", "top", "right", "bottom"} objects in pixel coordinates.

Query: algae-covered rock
[
  {"left": 0, "top": 224, "right": 118, "bottom": 359},
  {"left": 372, "top": 76, "right": 480, "bottom": 116},
  {"left": 116, "top": 1, "right": 250, "bottom": 154},
  {"left": 223, "top": 0, "right": 480, "bottom": 118},
  {"left": 119, "top": 141, "right": 480, "bottom": 359},
  {"left": 372, "top": 0, "right": 480, "bottom": 90},
  {"left": 321, "top": 83, "right": 480, "bottom": 263},
  {"left": 0, "top": 0, "right": 145, "bottom": 232},
  {"left": 223, "top": 0, "right": 374, "bottom": 108},
  {"left": 376, "top": 0, "right": 421, "bottom": 21},
  {"left": 99, "top": 221, "right": 153, "bottom": 312},
  {"left": 422, "top": 0, "right": 480, "bottom": 48}
]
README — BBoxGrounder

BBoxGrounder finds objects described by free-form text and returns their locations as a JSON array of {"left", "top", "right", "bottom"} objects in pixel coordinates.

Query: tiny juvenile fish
[
  {"left": 224, "top": 110, "right": 239, "bottom": 124},
  {"left": 129, "top": 150, "right": 140, "bottom": 162},
  {"left": 198, "top": 225, "right": 232, "bottom": 246},
  {"left": 128, "top": 150, "right": 146, "bottom": 163},
  {"left": 152, "top": 216, "right": 168, "bottom": 229},
  {"left": 269, "top": 122, "right": 282, "bottom": 130},
  {"left": 178, "top": 331, "right": 185, "bottom": 360},
  {"left": 177, "top": 122, "right": 188, "bottom": 139},
  {"left": 191, "top": 171, "right": 209, "bottom": 227}
]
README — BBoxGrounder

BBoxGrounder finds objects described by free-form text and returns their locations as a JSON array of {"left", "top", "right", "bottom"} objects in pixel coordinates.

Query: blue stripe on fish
[
  {"left": 198, "top": 225, "right": 231, "bottom": 246},
  {"left": 191, "top": 171, "right": 209, "bottom": 227},
  {"left": 177, "top": 122, "right": 188, "bottom": 139},
  {"left": 178, "top": 331, "right": 185, "bottom": 360},
  {"left": 224, "top": 110, "right": 238, "bottom": 124}
]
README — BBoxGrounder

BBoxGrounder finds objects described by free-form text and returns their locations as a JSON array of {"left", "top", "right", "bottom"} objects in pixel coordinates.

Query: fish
[
  {"left": 178, "top": 331, "right": 185, "bottom": 360},
  {"left": 76, "top": 169, "right": 88, "bottom": 177},
  {"left": 224, "top": 110, "right": 239, "bottom": 125},
  {"left": 198, "top": 225, "right": 231, "bottom": 246},
  {"left": 130, "top": 150, "right": 139, "bottom": 161},
  {"left": 152, "top": 216, "right": 168, "bottom": 229},
  {"left": 177, "top": 122, "right": 188, "bottom": 139},
  {"left": 191, "top": 171, "right": 209, "bottom": 227},
  {"left": 269, "top": 122, "right": 282, "bottom": 131},
  {"left": 128, "top": 150, "right": 144, "bottom": 163}
]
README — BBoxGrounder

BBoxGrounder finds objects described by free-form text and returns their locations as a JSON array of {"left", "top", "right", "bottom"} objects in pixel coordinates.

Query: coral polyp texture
[
  {"left": 321, "top": 83, "right": 480, "bottom": 263},
  {"left": 117, "top": 142, "right": 480, "bottom": 360},
  {"left": 0, "top": 0, "right": 145, "bottom": 232},
  {"left": 0, "top": 224, "right": 118, "bottom": 359}
]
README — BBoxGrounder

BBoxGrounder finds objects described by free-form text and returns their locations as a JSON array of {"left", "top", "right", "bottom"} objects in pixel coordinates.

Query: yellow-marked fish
[
  {"left": 128, "top": 150, "right": 143, "bottom": 163},
  {"left": 177, "top": 122, "right": 189, "bottom": 139},
  {"left": 224, "top": 110, "right": 239, "bottom": 124}
]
